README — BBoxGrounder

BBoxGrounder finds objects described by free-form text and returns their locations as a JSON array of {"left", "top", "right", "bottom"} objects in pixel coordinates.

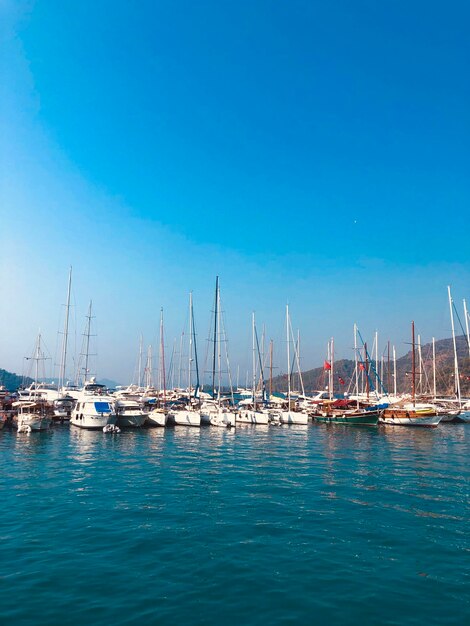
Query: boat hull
[
  {"left": 279, "top": 411, "right": 309, "bottom": 425},
  {"left": 170, "top": 410, "right": 201, "bottom": 427},
  {"left": 146, "top": 411, "right": 168, "bottom": 427},
  {"left": 70, "top": 414, "right": 117, "bottom": 430},
  {"left": 380, "top": 409, "right": 441, "bottom": 427},
  {"left": 236, "top": 410, "right": 269, "bottom": 425},
  {"left": 316, "top": 411, "right": 379, "bottom": 426},
  {"left": 116, "top": 413, "right": 147, "bottom": 428},
  {"left": 17, "top": 415, "right": 52, "bottom": 431}
]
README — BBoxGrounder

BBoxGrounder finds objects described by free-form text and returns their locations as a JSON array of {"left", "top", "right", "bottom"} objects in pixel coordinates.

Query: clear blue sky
[{"left": 1, "top": 0, "right": 469, "bottom": 384}]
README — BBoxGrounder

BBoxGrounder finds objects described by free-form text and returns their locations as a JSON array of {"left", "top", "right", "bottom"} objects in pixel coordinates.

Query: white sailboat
[
  {"left": 148, "top": 310, "right": 169, "bottom": 427},
  {"left": 279, "top": 305, "right": 309, "bottom": 425},
  {"left": 202, "top": 277, "right": 236, "bottom": 428},
  {"left": 170, "top": 292, "right": 202, "bottom": 427},
  {"left": 237, "top": 312, "right": 268, "bottom": 425}
]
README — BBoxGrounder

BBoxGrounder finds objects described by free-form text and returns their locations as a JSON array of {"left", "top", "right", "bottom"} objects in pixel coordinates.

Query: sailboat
[
  {"left": 200, "top": 277, "right": 236, "bottom": 428},
  {"left": 168, "top": 293, "right": 202, "bottom": 427},
  {"left": 14, "top": 333, "right": 53, "bottom": 432},
  {"left": 147, "top": 310, "right": 169, "bottom": 427},
  {"left": 279, "top": 305, "right": 309, "bottom": 425},
  {"left": 237, "top": 312, "right": 269, "bottom": 424},
  {"left": 53, "top": 266, "right": 75, "bottom": 421},
  {"left": 380, "top": 321, "right": 441, "bottom": 427}
]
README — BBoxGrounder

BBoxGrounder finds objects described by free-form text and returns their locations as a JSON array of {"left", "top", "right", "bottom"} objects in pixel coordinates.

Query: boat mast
[
  {"left": 59, "top": 266, "right": 72, "bottom": 390},
  {"left": 177, "top": 332, "right": 184, "bottom": 390},
  {"left": 354, "top": 323, "right": 359, "bottom": 409},
  {"left": 83, "top": 300, "right": 93, "bottom": 384},
  {"left": 411, "top": 321, "right": 416, "bottom": 407},
  {"left": 417, "top": 334, "right": 423, "bottom": 396},
  {"left": 216, "top": 279, "right": 222, "bottom": 404},
  {"left": 393, "top": 345, "right": 397, "bottom": 397},
  {"left": 365, "top": 342, "right": 369, "bottom": 401},
  {"left": 286, "top": 305, "right": 291, "bottom": 411},
  {"left": 191, "top": 291, "right": 200, "bottom": 401},
  {"left": 212, "top": 276, "right": 218, "bottom": 398},
  {"left": 160, "top": 308, "right": 166, "bottom": 407},
  {"left": 252, "top": 312, "right": 256, "bottom": 410},
  {"left": 387, "top": 340, "right": 391, "bottom": 397},
  {"left": 432, "top": 337, "right": 437, "bottom": 400},
  {"left": 375, "top": 330, "right": 379, "bottom": 392},
  {"left": 331, "top": 337, "right": 334, "bottom": 400},
  {"left": 464, "top": 298, "right": 470, "bottom": 360},
  {"left": 188, "top": 293, "right": 193, "bottom": 401},
  {"left": 448, "top": 286, "right": 461, "bottom": 405},
  {"left": 269, "top": 339, "right": 273, "bottom": 400},
  {"left": 138, "top": 334, "right": 143, "bottom": 388}
]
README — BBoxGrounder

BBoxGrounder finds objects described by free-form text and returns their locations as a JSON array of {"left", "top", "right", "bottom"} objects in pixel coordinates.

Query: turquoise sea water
[{"left": 1, "top": 424, "right": 469, "bottom": 625}]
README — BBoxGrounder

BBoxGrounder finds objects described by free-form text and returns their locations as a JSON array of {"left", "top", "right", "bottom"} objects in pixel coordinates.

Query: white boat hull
[
  {"left": 170, "top": 410, "right": 201, "bottom": 427},
  {"left": 70, "top": 413, "right": 117, "bottom": 430},
  {"left": 236, "top": 410, "right": 269, "bottom": 425},
  {"left": 279, "top": 411, "right": 309, "bottom": 425},
  {"left": 116, "top": 413, "right": 147, "bottom": 428},
  {"left": 17, "top": 414, "right": 52, "bottom": 431},
  {"left": 146, "top": 411, "right": 168, "bottom": 427},
  {"left": 209, "top": 411, "right": 236, "bottom": 428}
]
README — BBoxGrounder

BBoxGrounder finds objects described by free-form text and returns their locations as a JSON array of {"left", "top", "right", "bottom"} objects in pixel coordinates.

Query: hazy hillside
[
  {"left": 0, "top": 369, "right": 33, "bottom": 391},
  {"left": 271, "top": 335, "right": 470, "bottom": 396}
]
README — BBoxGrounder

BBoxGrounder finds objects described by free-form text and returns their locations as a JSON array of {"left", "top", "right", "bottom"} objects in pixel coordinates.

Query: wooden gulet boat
[{"left": 380, "top": 321, "right": 441, "bottom": 427}]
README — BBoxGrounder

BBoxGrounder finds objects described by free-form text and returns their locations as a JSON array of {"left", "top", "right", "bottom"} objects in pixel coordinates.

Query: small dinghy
[{"left": 103, "top": 424, "right": 121, "bottom": 434}]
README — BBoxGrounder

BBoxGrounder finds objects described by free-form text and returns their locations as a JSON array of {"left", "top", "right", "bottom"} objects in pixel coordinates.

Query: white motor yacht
[{"left": 70, "top": 379, "right": 117, "bottom": 430}]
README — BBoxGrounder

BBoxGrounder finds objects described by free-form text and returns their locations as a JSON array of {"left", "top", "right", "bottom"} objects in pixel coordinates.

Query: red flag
[
  {"left": 338, "top": 377, "right": 345, "bottom": 385},
  {"left": 358, "top": 363, "right": 365, "bottom": 371},
  {"left": 324, "top": 360, "right": 331, "bottom": 371}
]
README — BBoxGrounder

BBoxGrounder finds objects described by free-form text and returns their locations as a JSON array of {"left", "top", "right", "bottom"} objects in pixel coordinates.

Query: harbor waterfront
[{"left": 1, "top": 424, "right": 469, "bottom": 625}]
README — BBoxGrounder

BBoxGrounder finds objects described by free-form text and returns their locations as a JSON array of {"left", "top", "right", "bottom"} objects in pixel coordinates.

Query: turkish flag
[{"left": 324, "top": 360, "right": 331, "bottom": 371}]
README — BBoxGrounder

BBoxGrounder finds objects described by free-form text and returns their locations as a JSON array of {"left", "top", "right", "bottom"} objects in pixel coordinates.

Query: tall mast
[
  {"left": 160, "top": 308, "right": 166, "bottom": 407},
  {"left": 354, "top": 323, "right": 359, "bottom": 409},
  {"left": 35, "top": 332, "right": 41, "bottom": 384},
  {"left": 387, "top": 340, "right": 391, "bottom": 397},
  {"left": 417, "top": 334, "right": 423, "bottom": 396},
  {"left": 365, "top": 342, "right": 369, "bottom": 401},
  {"left": 252, "top": 312, "right": 256, "bottom": 409},
  {"left": 464, "top": 298, "right": 470, "bottom": 360},
  {"left": 216, "top": 279, "right": 221, "bottom": 403},
  {"left": 411, "top": 321, "right": 416, "bottom": 406},
  {"left": 59, "top": 266, "right": 72, "bottom": 390},
  {"left": 177, "top": 332, "right": 184, "bottom": 390},
  {"left": 448, "top": 286, "right": 461, "bottom": 404},
  {"left": 212, "top": 276, "right": 218, "bottom": 398},
  {"left": 375, "top": 330, "right": 379, "bottom": 392},
  {"left": 145, "top": 345, "right": 152, "bottom": 388},
  {"left": 393, "top": 345, "right": 397, "bottom": 397},
  {"left": 286, "top": 305, "right": 291, "bottom": 410},
  {"left": 188, "top": 293, "right": 193, "bottom": 399},
  {"left": 331, "top": 337, "right": 335, "bottom": 400},
  {"left": 83, "top": 300, "right": 93, "bottom": 383},
  {"left": 269, "top": 339, "right": 273, "bottom": 400},
  {"left": 191, "top": 291, "right": 200, "bottom": 400},
  {"left": 138, "top": 334, "right": 143, "bottom": 388},
  {"left": 432, "top": 337, "right": 437, "bottom": 400}
]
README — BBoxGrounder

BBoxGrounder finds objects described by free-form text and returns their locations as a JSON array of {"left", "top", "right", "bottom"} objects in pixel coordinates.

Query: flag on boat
[
  {"left": 324, "top": 360, "right": 331, "bottom": 371},
  {"left": 338, "top": 377, "right": 345, "bottom": 385},
  {"left": 359, "top": 363, "right": 365, "bottom": 371}
]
